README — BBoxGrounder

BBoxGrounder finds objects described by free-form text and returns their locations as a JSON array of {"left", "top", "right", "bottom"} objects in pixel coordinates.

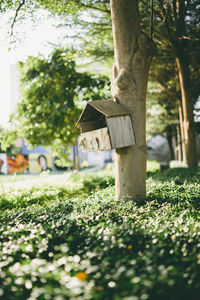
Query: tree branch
[
  {"left": 11, "top": 0, "right": 26, "bottom": 36},
  {"left": 172, "top": 0, "right": 177, "bottom": 24},
  {"left": 158, "top": 0, "right": 176, "bottom": 47}
]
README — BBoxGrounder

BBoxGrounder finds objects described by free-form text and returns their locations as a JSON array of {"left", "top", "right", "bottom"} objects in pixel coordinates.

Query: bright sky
[{"left": 0, "top": 11, "right": 66, "bottom": 128}]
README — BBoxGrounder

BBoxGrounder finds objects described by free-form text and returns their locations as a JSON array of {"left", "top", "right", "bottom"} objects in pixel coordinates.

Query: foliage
[
  {"left": 0, "top": 167, "right": 200, "bottom": 299},
  {"left": 146, "top": 0, "right": 200, "bottom": 140},
  {"left": 3, "top": 1, "right": 200, "bottom": 110},
  {"left": 39, "top": 0, "right": 112, "bottom": 63},
  {"left": 0, "top": 171, "right": 114, "bottom": 210},
  {"left": 153, "top": 0, "right": 200, "bottom": 102},
  {"left": 52, "top": 1, "right": 113, "bottom": 73},
  {"left": 0, "top": 126, "right": 5, "bottom": 152},
  {"left": 2, "top": 0, "right": 112, "bottom": 73},
  {"left": 11, "top": 48, "right": 110, "bottom": 153},
  {"left": 0, "top": 128, "right": 21, "bottom": 156},
  {"left": 0, "top": 0, "right": 21, "bottom": 12},
  {"left": 146, "top": 82, "right": 178, "bottom": 139}
]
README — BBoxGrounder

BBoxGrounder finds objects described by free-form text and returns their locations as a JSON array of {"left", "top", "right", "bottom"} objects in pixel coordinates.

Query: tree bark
[
  {"left": 176, "top": 124, "right": 182, "bottom": 161},
  {"left": 110, "top": 0, "right": 155, "bottom": 201},
  {"left": 173, "top": 135, "right": 178, "bottom": 160},
  {"left": 166, "top": 127, "right": 174, "bottom": 160},
  {"left": 158, "top": 0, "right": 198, "bottom": 168},
  {"left": 164, "top": 0, "right": 197, "bottom": 168},
  {"left": 178, "top": 100, "right": 186, "bottom": 162},
  {"left": 176, "top": 54, "right": 197, "bottom": 167}
]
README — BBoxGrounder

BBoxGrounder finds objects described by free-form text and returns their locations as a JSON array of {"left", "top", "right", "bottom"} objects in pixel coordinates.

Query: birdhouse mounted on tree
[{"left": 76, "top": 100, "right": 135, "bottom": 152}]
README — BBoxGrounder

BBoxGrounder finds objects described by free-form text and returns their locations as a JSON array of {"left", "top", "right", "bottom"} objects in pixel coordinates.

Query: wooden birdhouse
[{"left": 76, "top": 100, "right": 135, "bottom": 152}]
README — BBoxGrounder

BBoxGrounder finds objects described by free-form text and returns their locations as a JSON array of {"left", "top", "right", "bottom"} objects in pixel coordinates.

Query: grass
[{"left": 0, "top": 163, "right": 200, "bottom": 299}]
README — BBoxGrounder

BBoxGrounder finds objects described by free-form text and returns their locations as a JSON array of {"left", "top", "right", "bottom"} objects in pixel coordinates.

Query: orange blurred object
[{"left": 7, "top": 154, "right": 29, "bottom": 174}]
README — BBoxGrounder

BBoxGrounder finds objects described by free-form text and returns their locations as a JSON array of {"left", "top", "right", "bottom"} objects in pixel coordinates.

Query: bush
[
  {"left": 0, "top": 168, "right": 200, "bottom": 299},
  {"left": 82, "top": 175, "right": 115, "bottom": 193}
]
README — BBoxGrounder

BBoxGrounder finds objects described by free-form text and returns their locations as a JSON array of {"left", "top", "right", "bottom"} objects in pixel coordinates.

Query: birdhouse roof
[{"left": 76, "top": 100, "right": 130, "bottom": 126}]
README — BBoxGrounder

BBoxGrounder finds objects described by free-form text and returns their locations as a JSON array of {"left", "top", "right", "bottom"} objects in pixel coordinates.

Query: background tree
[
  {"left": 146, "top": 81, "right": 178, "bottom": 160},
  {"left": 0, "top": 127, "right": 21, "bottom": 157},
  {"left": 138, "top": 0, "right": 200, "bottom": 165},
  {"left": 11, "top": 48, "right": 110, "bottom": 167},
  {"left": 147, "top": 39, "right": 182, "bottom": 160},
  {"left": 153, "top": 0, "right": 200, "bottom": 167},
  {"left": 1, "top": 0, "right": 113, "bottom": 72},
  {"left": 41, "top": 0, "right": 113, "bottom": 73}
]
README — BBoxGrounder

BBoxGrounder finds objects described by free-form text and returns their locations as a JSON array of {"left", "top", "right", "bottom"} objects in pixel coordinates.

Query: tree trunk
[
  {"left": 158, "top": 0, "right": 198, "bottom": 168},
  {"left": 173, "top": 135, "right": 178, "bottom": 160},
  {"left": 166, "top": 127, "right": 174, "bottom": 160},
  {"left": 178, "top": 100, "right": 186, "bottom": 162},
  {"left": 176, "top": 124, "right": 182, "bottom": 161},
  {"left": 176, "top": 54, "right": 197, "bottom": 168},
  {"left": 110, "top": 0, "right": 155, "bottom": 201},
  {"left": 173, "top": 132, "right": 178, "bottom": 160}
]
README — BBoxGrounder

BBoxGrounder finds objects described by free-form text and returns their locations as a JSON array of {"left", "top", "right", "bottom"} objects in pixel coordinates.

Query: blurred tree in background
[{"left": 9, "top": 48, "right": 110, "bottom": 166}]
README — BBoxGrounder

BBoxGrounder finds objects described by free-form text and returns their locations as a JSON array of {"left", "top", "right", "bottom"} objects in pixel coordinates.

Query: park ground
[{"left": 0, "top": 161, "right": 200, "bottom": 300}]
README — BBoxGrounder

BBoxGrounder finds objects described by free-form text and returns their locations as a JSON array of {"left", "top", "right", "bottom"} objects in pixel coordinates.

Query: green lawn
[{"left": 0, "top": 163, "right": 200, "bottom": 299}]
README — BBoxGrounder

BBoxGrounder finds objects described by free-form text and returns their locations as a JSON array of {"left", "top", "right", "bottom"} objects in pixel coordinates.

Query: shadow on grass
[
  {"left": 148, "top": 167, "right": 200, "bottom": 184},
  {"left": 145, "top": 167, "right": 200, "bottom": 210}
]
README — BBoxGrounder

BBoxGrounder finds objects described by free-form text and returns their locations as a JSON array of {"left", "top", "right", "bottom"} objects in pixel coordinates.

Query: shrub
[{"left": 0, "top": 168, "right": 200, "bottom": 299}]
